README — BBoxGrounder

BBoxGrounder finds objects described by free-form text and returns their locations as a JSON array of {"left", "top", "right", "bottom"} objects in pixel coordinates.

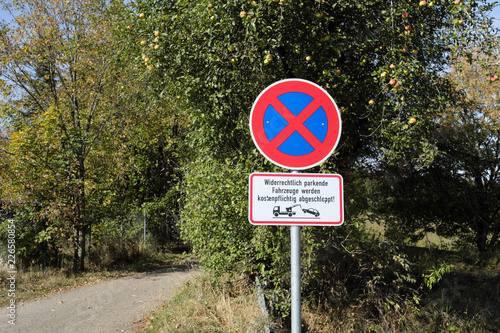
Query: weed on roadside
[
  {"left": 0, "top": 252, "right": 188, "bottom": 306},
  {"left": 136, "top": 249, "right": 499, "bottom": 333},
  {"left": 137, "top": 272, "right": 272, "bottom": 333}
]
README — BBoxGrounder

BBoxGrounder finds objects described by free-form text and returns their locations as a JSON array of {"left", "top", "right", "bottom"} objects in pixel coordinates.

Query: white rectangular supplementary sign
[{"left": 248, "top": 172, "right": 344, "bottom": 226}]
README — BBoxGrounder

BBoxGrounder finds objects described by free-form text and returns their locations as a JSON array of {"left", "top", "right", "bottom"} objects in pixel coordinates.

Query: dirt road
[{"left": 0, "top": 263, "right": 199, "bottom": 333}]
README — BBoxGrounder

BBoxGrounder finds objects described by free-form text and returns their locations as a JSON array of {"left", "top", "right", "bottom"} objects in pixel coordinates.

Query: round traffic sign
[{"left": 250, "top": 78, "right": 341, "bottom": 170}]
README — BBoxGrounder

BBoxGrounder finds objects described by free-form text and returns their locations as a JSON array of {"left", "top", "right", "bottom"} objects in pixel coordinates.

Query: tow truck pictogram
[{"left": 273, "top": 204, "right": 320, "bottom": 218}]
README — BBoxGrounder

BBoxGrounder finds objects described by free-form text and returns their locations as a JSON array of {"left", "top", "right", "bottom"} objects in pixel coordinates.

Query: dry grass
[
  {"left": 0, "top": 264, "right": 131, "bottom": 306},
  {"left": 363, "top": 218, "right": 453, "bottom": 249},
  {"left": 0, "top": 252, "right": 184, "bottom": 307},
  {"left": 136, "top": 249, "right": 499, "bottom": 333},
  {"left": 137, "top": 273, "right": 272, "bottom": 333}
]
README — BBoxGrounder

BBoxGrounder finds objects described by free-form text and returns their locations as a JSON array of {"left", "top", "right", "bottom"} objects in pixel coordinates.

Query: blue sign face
[{"left": 263, "top": 92, "right": 328, "bottom": 156}]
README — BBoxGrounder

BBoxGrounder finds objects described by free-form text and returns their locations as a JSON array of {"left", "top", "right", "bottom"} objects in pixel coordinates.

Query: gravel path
[{"left": 0, "top": 263, "right": 199, "bottom": 333}]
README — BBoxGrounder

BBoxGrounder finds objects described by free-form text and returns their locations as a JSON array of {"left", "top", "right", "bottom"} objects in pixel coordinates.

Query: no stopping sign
[{"left": 250, "top": 79, "right": 341, "bottom": 170}]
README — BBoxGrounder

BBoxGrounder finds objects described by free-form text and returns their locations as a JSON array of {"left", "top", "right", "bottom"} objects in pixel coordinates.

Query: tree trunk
[
  {"left": 79, "top": 225, "right": 87, "bottom": 272},
  {"left": 476, "top": 220, "right": 489, "bottom": 253},
  {"left": 73, "top": 228, "right": 81, "bottom": 273},
  {"left": 73, "top": 225, "right": 87, "bottom": 273},
  {"left": 73, "top": 153, "right": 87, "bottom": 273}
]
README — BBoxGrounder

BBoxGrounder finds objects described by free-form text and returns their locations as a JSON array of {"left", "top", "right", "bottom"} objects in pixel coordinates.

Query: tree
[
  {"left": 128, "top": 0, "right": 497, "bottom": 251},
  {"left": 128, "top": 0, "right": 498, "bottom": 321},
  {"left": 110, "top": 91, "right": 189, "bottom": 249},
  {"left": 131, "top": 0, "right": 494, "bottom": 167},
  {"left": 0, "top": 0, "right": 132, "bottom": 272},
  {"left": 380, "top": 51, "right": 500, "bottom": 252}
]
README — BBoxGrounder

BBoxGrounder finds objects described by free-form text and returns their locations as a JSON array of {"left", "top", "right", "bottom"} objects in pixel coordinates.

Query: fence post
[
  {"left": 120, "top": 219, "right": 123, "bottom": 249},
  {"left": 143, "top": 208, "right": 147, "bottom": 248}
]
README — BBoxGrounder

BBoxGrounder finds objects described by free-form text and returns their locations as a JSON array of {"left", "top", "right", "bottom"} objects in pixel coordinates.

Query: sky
[
  {"left": 490, "top": 1, "right": 500, "bottom": 26},
  {"left": 0, "top": 6, "right": 14, "bottom": 24}
]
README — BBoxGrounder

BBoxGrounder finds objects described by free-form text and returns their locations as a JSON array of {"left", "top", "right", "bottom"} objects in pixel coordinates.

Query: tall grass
[
  {"left": 0, "top": 264, "right": 87, "bottom": 306},
  {"left": 136, "top": 247, "right": 499, "bottom": 332},
  {"left": 138, "top": 273, "right": 273, "bottom": 332},
  {"left": 0, "top": 251, "right": 185, "bottom": 307}
]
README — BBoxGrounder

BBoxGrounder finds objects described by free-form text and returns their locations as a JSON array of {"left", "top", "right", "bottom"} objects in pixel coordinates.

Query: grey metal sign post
[
  {"left": 249, "top": 79, "right": 343, "bottom": 332},
  {"left": 290, "top": 170, "right": 301, "bottom": 332}
]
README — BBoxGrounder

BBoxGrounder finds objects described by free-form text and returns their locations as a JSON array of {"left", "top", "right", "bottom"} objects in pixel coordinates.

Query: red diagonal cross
[{"left": 268, "top": 96, "right": 323, "bottom": 151}]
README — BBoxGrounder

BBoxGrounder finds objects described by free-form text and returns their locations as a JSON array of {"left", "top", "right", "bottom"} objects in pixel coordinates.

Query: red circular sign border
[{"left": 250, "top": 79, "right": 341, "bottom": 170}]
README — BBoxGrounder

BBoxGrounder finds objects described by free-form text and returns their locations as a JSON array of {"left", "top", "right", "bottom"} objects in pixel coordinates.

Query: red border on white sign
[{"left": 249, "top": 172, "right": 344, "bottom": 226}]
